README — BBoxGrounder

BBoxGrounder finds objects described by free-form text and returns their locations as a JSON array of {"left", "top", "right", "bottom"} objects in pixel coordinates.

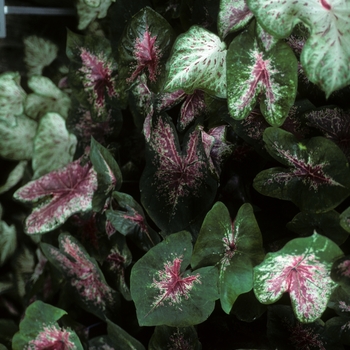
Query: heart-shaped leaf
[
  {"left": 253, "top": 127, "right": 350, "bottom": 213},
  {"left": 164, "top": 25, "right": 227, "bottom": 98},
  {"left": 13, "top": 157, "right": 98, "bottom": 234},
  {"left": 254, "top": 232, "right": 343, "bottom": 323},
  {"left": 227, "top": 23, "right": 298, "bottom": 126},
  {"left": 130, "top": 231, "right": 219, "bottom": 326},
  {"left": 32, "top": 112, "right": 77, "bottom": 179},
  {"left": 41, "top": 233, "right": 119, "bottom": 320},
  {"left": 192, "top": 202, "right": 264, "bottom": 314},
  {"left": 247, "top": 0, "right": 350, "bottom": 97},
  {"left": 140, "top": 114, "right": 217, "bottom": 233},
  {"left": 12, "top": 300, "right": 83, "bottom": 350}
]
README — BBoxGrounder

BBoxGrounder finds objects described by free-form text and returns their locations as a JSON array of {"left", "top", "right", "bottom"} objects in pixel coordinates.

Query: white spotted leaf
[{"left": 164, "top": 26, "right": 227, "bottom": 98}]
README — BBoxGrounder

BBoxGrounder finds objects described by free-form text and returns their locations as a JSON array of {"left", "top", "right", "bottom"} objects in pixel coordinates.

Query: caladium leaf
[
  {"left": 117, "top": 6, "right": 176, "bottom": 91},
  {"left": 140, "top": 114, "right": 217, "bottom": 233},
  {"left": 76, "top": 0, "right": 115, "bottom": 30},
  {"left": 130, "top": 231, "right": 219, "bottom": 326},
  {"left": 149, "top": 325, "right": 201, "bottom": 350},
  {"left": 246, "top": 0, "right": 350, "bottom": 97},
  {"left": 253, "top": 127, "right": 350, "bottom": 213},
  {"left": 25, "top": 76, "right": 71, "bottom": 120},
  {"left": 305, "top": 107, "right": 350, "bottom": 162},
  {"left": 23, "top": 35, "right": 58, "bottom": 77},
  {"left": 13, "top": 157, "right": 98, "bottom": 234},
  {"left": 89, "top": 137, "right": 122, "bottom": 211},
  {"left": 253, "top": 232, "right": 343, "bottom": 323},
  {"left": 41, "top": 233, "right": 119, "bottom": 320},
  {"left": 12, "top": 300, "right": 83, "bottom": 350},
  {"left": 106, "top": 191, "right": 160, "bottom": 251},
  {"left": 287, "top": 210, "right": 349, "bottom": 245},
  {"left": 218, "top": 0, "right": 253, "bottom": 39},
  {"left": 192, "top": 202, "right": 264, "bottom": 314},
  {"left": 0, "top": 160, "right": 27, "bottom": 194},
  {"left": 0, "top": 114, "right": 37, "bottom": 160},
  {"left": 0, "top": 72, "right": 26, "bottom": 125},
  {"left": 331, "top": 255, "right": 350, "bottom": 293},
  {"left": 164, "top": 25, "right": 227, "bottom": 98},
  {"left": 227, "top": 22, "right": 298, "bottom": 126},
  {"left": 66, "top": 30, "right": 119, "bottom": 121},
  {"left": 32, "top": 113, "right": 77, "bottom": 179}
]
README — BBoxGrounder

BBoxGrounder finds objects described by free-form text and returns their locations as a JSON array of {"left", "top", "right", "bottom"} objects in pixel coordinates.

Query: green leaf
[
  {"left": 253, "top": 127, "right": 350, "bottom": 212},
  {"left": 0, "top": 203, "right": 17, "bottom": 266},
  {"left": 192, "top": 202, "right": 264, "bottom": 314},
  {"left": 33, "top": 112, "right": 77, "bottom": 179},
  {"left": 340, "top": 206, "right": 350, "bottom": 233},
  {"left": 247, "top": 0, "right": 350, "bottom": 97},
  {"left": 227, "top": 23, "right": 298, "bottom": 126},
  {"left": 12, "top": 301, "right": 82, "bottom": 350},
  {"left": 287, "top": 210, "right": 349, "bottom": 245},
  {"left": 164, "top": 25, "right": 227, "bottom": 98},
  {"left": 117, "top": 6, "right": 176, "bottom": 92},
  {"left": 106, "top": 319, "right": 146, "bottom": 350},
  {"left": 0, "top": 160, "right": 27, "bottom": 194},
  {"left": 106, "top": 191, "right": 160, "bottom": 250},
  {"left": 25, "top": 76, "right": 71, "bottom": 120},
  {"left": 149, "top": 325, "right": 201, "bottom": 350},
  {"left": 253, "top": 233, "right": 343, "bottom": 323},
  {"left": 0, "top": 115, "right": 37, "bottom": 160},
  {"left": 130, "top": 231, "right": 219, "bottom": 326},
  {"left": 90, "top": 137, "right": 122, "bottom": 211}
]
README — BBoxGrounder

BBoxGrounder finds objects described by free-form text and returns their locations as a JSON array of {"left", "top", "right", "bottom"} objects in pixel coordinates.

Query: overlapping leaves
[
  {"left": 192, "top": 202, "right": 264, "bottom": 314},
  {"left": 247, "top": 0, "right": 350, "bottom": 97}
]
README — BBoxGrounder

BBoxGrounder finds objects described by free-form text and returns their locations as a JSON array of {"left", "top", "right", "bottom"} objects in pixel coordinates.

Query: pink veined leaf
[
  {"left": 26, "top": 324, "right": 75, "bottom": 350},
  {"left": 13, "top": 158, "right": 98, "bottom": 234},
  {"left": 49, "top": 235, "right": 114, "bottom": 310},
  {"left": 156, "top": 89, "right": 186, "bottom": 113},
  {"left": 254, "top": 234, "right": 341, "bottom": 323},
  {"left": 148, "top": 256, "right": 201, "bottom": 315},
  {"left": 149, "top": 117, "right": 208, "bottom": 215},
  {"left": 167, "top": 329, "right": 192, "bottom": 350},
  {"left": 288, "top": 322, "right": 326, "bottom": 350},
  {"left": 179, "top": 90, "right": 206, "bottom": 131},
  {"left": 128, "top": 29, "right": 162, "bottom": 84},
  {"left": 79, "top": 48, "right": 118, "bottom": 118}
]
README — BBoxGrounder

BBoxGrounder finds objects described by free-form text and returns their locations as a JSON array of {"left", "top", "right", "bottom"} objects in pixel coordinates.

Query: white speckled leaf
[
  {"left": 0, "top": 160, "right": 27, "bottom": 195},
  {"left": 254, "top": 233, "right": 343, "bottom": 323},
  {"left": 32, "top": 113, "right": 77, "bottom": 179},
  {"left": 164, "top": 26, "right": 227, "bottom": 98},
  {"left": 247, "top": 0, "right": 350, "bottom": 97}
]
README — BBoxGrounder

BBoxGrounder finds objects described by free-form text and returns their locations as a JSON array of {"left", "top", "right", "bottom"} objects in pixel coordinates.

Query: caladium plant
[{"left": 2, "top": 0, "right": 350, "bottom": 348}]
